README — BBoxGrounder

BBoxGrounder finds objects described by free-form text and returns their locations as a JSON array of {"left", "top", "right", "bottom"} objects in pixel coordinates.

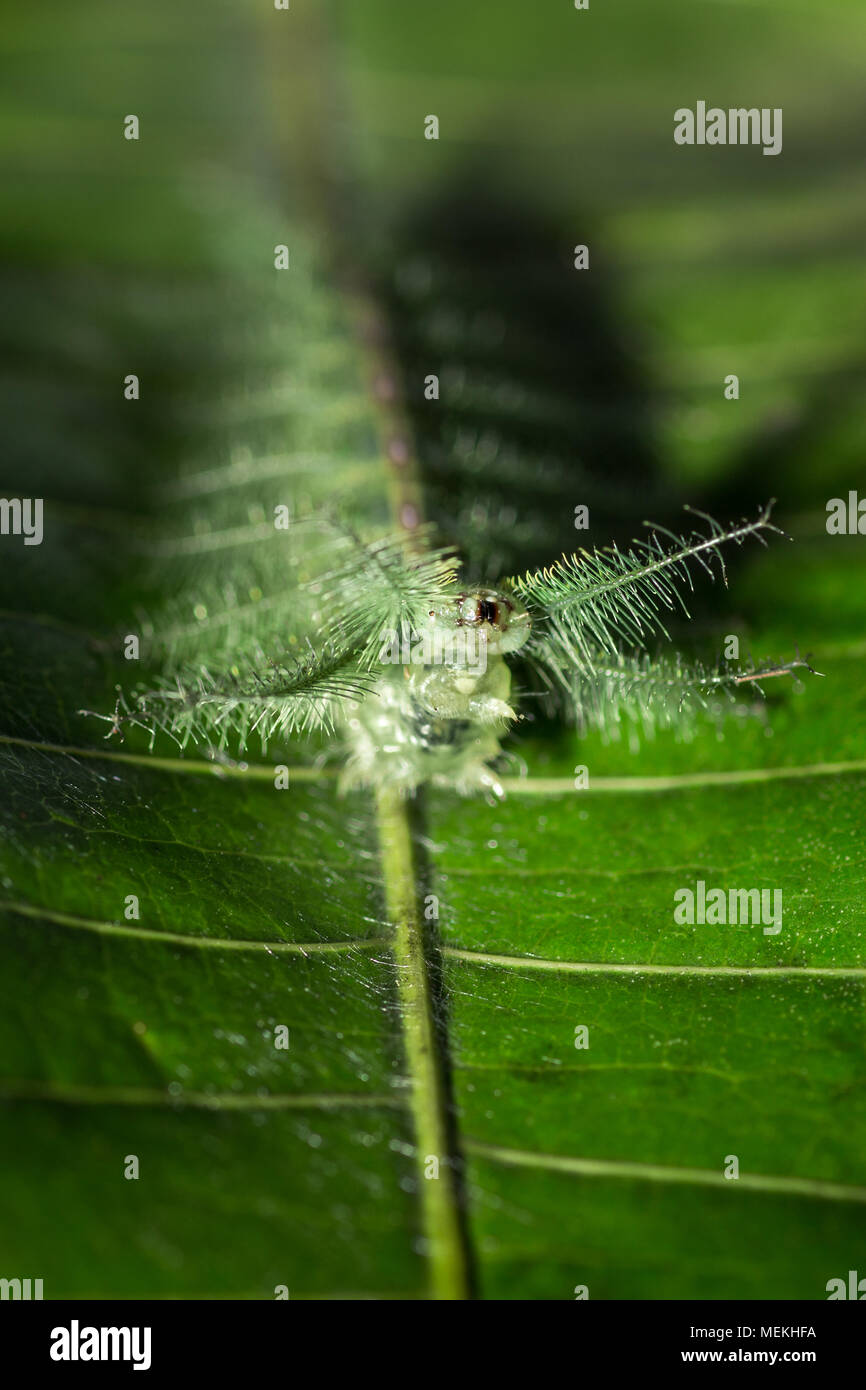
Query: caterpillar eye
[
  {"left": 428, "top": 589, "right": 529, "bottom": 655},
  {"left": 459, "top": 593, "right": 506, "bottom": 628},
  {"left": 448, "top": 589, "right": 530, "bottom": 654}
]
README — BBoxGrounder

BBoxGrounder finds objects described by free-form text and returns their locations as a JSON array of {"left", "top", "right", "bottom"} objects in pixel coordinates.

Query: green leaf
[{"left": 3, "top": 0, "right": 865, "bottom": 1304}]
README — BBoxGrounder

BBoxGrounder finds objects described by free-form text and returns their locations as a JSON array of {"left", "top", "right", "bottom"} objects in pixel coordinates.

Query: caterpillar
[
  {"left": 342, "top": 586, "right": 531, "bottom": 797},
  {"left": 82, "top": 503, "right": 818, "bottom": 798}
]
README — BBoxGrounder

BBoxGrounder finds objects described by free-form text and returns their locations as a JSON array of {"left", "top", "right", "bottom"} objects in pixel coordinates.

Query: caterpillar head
[{"left": 425, "top": 588, "right": 530, "bottom": 656}]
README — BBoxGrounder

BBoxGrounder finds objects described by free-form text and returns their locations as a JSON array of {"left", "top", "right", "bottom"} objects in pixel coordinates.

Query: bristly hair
[
  {"left": 507, "top": 502, "right": 782, "bottom": 672},
  {"left": 306, "top": 517, "right": 459, "bottom": 664},
  {"left": 80, "top": 516, "right": 459, "bottom": 754},
  {"left": 81, "top": 641, "right": 378, "bottom": 753},
  {"left": 130, "top": 513, "right": 458, "bottom": 672},
  {"left": 523, "top": 638, "right": 820, "bottom": 745},
  {"left": 81, "top": 500, "right": 819, "bottom": 764}
]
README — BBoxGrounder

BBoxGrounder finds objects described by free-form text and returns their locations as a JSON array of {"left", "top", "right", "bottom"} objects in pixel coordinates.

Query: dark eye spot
[{"left": 479, "top": 598, "right": 499, "bottom": 625}]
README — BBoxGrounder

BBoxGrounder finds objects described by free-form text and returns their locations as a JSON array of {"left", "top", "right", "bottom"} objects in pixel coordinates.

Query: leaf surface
[{"left": 2, "top": 0, "right": 865, "bottom": 1302}]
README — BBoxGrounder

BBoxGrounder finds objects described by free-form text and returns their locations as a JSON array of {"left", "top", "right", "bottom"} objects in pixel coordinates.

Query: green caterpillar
[{"left": 83, "top": 503, "right": 817, "bottom": 797}]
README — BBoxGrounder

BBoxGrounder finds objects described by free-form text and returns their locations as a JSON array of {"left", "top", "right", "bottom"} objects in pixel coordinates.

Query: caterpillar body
[
  {"left": 82, "top": 506, "right": 818, "bottom": 794},
  {"left": 342, "top": 588, "right": 530, "bottom": 797}
]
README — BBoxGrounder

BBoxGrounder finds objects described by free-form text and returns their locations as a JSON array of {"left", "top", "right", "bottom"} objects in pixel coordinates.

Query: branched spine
[{"left": 509, "top": 503, "right": 781, "bottom": 668}]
